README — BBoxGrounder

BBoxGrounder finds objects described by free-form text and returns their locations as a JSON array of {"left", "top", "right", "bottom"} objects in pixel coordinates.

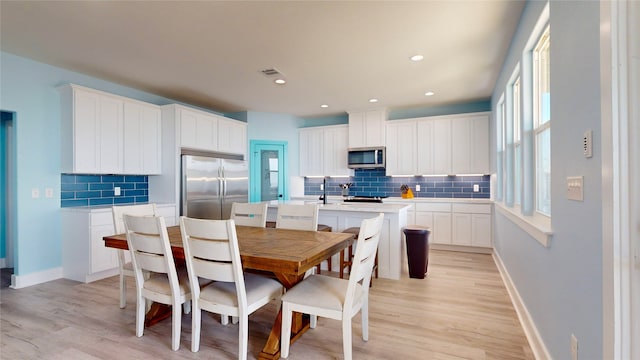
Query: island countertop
[{"left": 265, "top": 200, "right": 411, "bottom": 214}]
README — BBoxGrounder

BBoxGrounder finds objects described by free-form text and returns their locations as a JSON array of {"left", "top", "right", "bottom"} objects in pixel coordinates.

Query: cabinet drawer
[
  {"left": 91, "top": 211, "right": 114, "bottom": 226},
  {"left": 415, "top": 203, "right": 451, "bottom": 212},
  {"left": 452, "top": 203, "right": 492, "bottom": 214}
]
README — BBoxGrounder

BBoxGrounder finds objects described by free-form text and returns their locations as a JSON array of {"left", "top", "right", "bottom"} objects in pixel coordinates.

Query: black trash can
[{"left": 403, "top": 225, "right": 430, "bottom": 279}]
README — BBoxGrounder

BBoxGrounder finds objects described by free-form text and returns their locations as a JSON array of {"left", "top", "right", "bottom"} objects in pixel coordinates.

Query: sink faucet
[{"left": 322, "top": 177, "right": 328, "bottom": 204}]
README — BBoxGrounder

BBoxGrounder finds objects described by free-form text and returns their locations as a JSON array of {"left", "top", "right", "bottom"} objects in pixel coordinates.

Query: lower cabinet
[
  {"left": 62, "top": 203, "right": 176, "bottom": 283},
  {"left": 412, "top": 201, "right": 492, "bottom": 249}
]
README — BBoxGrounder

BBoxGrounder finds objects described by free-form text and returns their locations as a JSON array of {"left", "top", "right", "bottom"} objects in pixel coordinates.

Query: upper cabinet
[
  {"left": 59, "top": 84, "right": 161, "bottom": 175},
  {"left": 166, "top": 104, "right": 247, "bottom": 156},
  {"left": 385, "top": 112, "right": 490, "bottom": 176},
  {"left": 299, "top": 125, "right": 352, "bottom": 177},
  {"left": 348, "top": 109, "right": 386, "bottom": 148}
]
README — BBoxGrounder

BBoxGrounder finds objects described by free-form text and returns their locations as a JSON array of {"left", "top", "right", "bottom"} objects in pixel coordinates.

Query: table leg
[
  {"left": 258, "top": 272, "right": 310, "bottom": 360},
  {"left": 144, "top": 303, "right": 172, "bottom": 328}
]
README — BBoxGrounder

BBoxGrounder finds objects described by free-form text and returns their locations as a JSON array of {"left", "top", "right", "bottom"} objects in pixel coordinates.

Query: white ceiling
[{"left": 0, "top": 1, "right": 525, "bottom": 118}]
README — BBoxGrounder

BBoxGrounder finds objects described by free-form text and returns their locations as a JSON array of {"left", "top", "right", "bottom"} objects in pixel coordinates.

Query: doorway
[
  {"left": 249, "top": 140, "right": 288, "bottom": 203},
  {"left": 1, "top": 110, "right": 16, "bottom": 287}
]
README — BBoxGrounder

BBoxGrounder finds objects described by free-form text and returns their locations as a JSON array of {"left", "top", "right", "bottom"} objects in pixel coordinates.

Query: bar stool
[
  {"left": 266, "top": 221, "right": 333, "bottom": 274},
  {"left": 339, "top": 227, "right": 378, "bottom": 282}
]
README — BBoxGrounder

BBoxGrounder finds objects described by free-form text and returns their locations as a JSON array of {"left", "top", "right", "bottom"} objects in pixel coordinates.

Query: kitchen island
[{"left": 265, "top": 200, "right": 411, "bottom": 280}]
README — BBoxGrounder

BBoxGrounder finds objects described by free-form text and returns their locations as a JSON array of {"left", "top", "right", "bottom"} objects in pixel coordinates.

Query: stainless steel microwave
[{"left": 347, "top": 147, "right": 386, "bottom": 169}]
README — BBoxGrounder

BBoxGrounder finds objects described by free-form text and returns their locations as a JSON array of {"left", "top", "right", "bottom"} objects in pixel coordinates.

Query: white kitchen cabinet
[
  {"left": 61, "top": 204, "right": 177, "bottom": 283},
  {"left": 299, "top": 125, "right": 352, "bottom": 177},
  {"left": 123, "top": 101, "right": 162, "bottom": 174},
  {"left": 60, "top": 84, "right": 124, "bottom": 174},
  {"left": 385, "top": 120, "right": 417, "bottom": 176},
  {"left": 417, "top": 118, "right": 452, "bottom": 175},
  {"left": 451, "top": 113, "right": 490, "bottom": 174},
  {"left": 180, "top": 107, "right": 218, "bottom": 151},
  {"left": 452, "top": 203, "right": 492, "bottom": 247},
  {"left": 414, "top": 203, "right": 452, "bottom": 245},
  {"left": 218, "top": 118, "right": 247, "bottom": 155},
  {"left": 59, "top": 84, "right": 164, "bottom": 175},
  {"left": 348, "top": 109, "right": 386, "bottom": 148}
]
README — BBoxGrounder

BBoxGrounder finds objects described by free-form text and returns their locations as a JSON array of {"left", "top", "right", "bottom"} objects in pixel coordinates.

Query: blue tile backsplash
[
  {"left": 304, "top": 169, "right": 490, "bottom": 199},
  {"left": 61, "top": 174, "right": 149, "bottom": 207}
]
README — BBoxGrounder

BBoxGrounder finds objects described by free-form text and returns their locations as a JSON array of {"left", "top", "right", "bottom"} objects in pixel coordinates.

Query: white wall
[{"left": 491, "top": 1, "right": 603, "bottom": 358}]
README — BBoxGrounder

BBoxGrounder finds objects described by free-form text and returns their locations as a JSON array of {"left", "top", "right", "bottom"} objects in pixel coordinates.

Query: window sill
[{"left": 494, "top": 202, "right": 553, "bottom": 247}]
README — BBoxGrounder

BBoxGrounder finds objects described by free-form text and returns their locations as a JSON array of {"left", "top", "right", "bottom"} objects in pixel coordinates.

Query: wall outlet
[
  {"left": 415, "top": 184, "right": 421, "bottom": 192},
  {"left": 31, "top": 188, "right": 40, "bottom": 198},
  {"left": 473, "top": 184, "right": 480, "bottom": 192},
  {"left": 571, "top": 334, "right": 578, "bottom": 360},
  {"left": 45, "top": 188, "right": 54, "bottom": 198},
  {"left": 320, "top": 184, "right": 324, "bottom": 191},
  {"left": 114, "top": 187, "right": 121, "bottom": 196}
]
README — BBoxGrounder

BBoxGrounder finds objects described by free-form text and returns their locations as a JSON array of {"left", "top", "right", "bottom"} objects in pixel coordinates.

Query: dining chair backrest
[
  {"left": 123, "top": 214, "right": 176, "bottom": 281},
  {"left": 275, "top": 204, "right": 319, "bottom": 231},
  {"left": 346, "top": 213, "right": 385, "bottom": 298},
  {"left": 180, "top": 217, "right": 245, "bottom": 304},
  {"left": 230, "top": 202, "right": 268, "bottom": 228},
  {"left": 112, "top": 203, "right": 158, "bottom": 234}
]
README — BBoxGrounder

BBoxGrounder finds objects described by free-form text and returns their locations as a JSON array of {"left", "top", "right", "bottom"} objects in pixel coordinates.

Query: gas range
[{"left": 343, "top": 196, "right": 387, "bottom": 203}]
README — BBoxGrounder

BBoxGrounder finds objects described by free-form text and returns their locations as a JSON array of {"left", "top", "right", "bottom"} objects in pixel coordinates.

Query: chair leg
[
  {"left": 280, "top": 303, "right": 292, "bottom": 358},
  {"left": 221, "top": 315, "right": 230, "bottom": 325},
  {"left": 191, "top": 303, "right": 201, "bottom": 352},
  {"left": 135, "top": 294, "right": 145, "bottom": 338},
  {"left": 183, "top": 300, "right": 191, "bottom": 314},
  {"left": 171, "top": 301, "right": 181, "bottom": 351},
  {"left": 310, "top": 314, "right": 317, "bottom": 329},
  {"left": 342, "top": 317, "right": 353, "bottom": 360},
  {"left": 362, "top": 297, "right": 369, "bottom": 341},
  {"left": 339, "top": 249, "right": 346, "bottom": 278},
  {"left": 239, "top": 314, "right": 248, "bottom": 360},
  {"left": 118, "top": 250, "right": 126, "bottom": 309}
]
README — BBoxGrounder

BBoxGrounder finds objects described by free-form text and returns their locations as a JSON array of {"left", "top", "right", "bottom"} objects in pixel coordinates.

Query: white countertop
[
  {"left": 60, "top": 203, "right": 176, "bottom": 212},
  {"left": 290, "top": 196, "right": 493, "bottom": 205},
  {"left": 265, "top": 200, "right": 410, "bottom": 213}
]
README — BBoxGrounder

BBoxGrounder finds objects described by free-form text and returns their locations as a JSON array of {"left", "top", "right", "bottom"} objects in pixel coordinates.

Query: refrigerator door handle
[{"left": 220, "top": 166, "right": 226, "bottom": 199}]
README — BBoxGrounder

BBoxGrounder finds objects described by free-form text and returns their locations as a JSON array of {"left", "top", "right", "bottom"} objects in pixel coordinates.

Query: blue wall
[{"left": 490, "top": 1, "right": 603, "bottom": 357}]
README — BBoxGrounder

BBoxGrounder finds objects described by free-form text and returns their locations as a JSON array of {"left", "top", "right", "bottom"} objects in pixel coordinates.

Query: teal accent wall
[
  {"left": 0, "top": 52, "right": 179, "bottom": 278},
  {"left": 0, "top": 111, "right": 11, "bottom": 261},
  {"left": 388, "top": 99, "right": 491, "bottom": 120},
  {"left": 299, "top": 114, "right": 348, "bottom": 127}
]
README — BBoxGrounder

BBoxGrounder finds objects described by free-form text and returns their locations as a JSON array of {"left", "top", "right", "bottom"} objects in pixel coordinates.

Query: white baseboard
[
  {"left": 10, "top": 267, "right": 64, "bottom": 289},
  {"left": 493, "top": 251, "right": 551, "bottom": 360}
]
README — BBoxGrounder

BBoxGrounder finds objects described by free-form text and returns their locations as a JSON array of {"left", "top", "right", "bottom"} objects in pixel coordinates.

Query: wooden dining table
[{"left": 104, "top": 225, "right": 354, "bottom": 360}]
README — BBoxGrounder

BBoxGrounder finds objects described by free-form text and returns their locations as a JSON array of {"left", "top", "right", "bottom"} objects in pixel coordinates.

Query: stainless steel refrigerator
[{"left": 181, "top": 152, "right": 248, "bottom": 220}]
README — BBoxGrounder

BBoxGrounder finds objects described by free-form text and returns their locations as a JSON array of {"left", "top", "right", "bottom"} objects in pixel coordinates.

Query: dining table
[{"left": 104, "top": 224, "right": 354, "bottom": 360}]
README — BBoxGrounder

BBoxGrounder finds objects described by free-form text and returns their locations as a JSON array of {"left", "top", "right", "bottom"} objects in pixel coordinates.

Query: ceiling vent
[{"left": 260, "top": 68, "right": 283, "bottom": 77}]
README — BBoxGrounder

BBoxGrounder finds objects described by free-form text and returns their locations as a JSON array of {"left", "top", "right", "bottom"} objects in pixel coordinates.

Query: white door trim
[{"left": 601, "top": 1, "right": 635, "bottom": 358}]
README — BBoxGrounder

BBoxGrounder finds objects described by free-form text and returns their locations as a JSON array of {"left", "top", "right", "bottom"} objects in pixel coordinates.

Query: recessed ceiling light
[
  {"left": 410, "top": 55, "right": 424, "bottom": 62},
  {"left": 320, "top": 104, "right": 329, "bottom": 108},
  {"left": 368, "top": 98, "right": 378, "bottom": 103},
  {"left": 424, "top": 91, "right": 435, "bottom": 96},
  {"left": 274, "top": 79, "right": 286, "bottom": 85}
]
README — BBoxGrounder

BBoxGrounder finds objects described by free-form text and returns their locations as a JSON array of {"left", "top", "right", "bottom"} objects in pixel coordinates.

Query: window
[
  {"left": 533, "top": 27, "right": 551, "bottom": 216},
  {"left": 512, "top": 76, "right": 521, "bottom": 206},
  {"left": 496, "top": 96, "right": 506, "bottom": 202}
]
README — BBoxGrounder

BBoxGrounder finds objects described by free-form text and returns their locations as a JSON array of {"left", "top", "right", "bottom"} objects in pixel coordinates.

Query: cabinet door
[
  {"left": 73, "top": 90, "right": 101, "bottom": 173},
  {"left": 180, "top": 109, "right": 217, "bottom": 151},
  {"left": 451, "top": 114, "right": 490, "bottom": 174},
  {"left": 218, "top": 118, "right": 247, "bottom": 156},
  {"left": 348, "top": 110, "right": 386, "bottom": 148},
  {"left": 123, "top": 102, "right": 161, "bottom": 174},
  {"left": 432, "top": 118, "right": 452, "bottom": 175},
  {"left": 433, "top": 212, "right": 452, "bottom": 245},
  {"left": 385, "top": 121, "right": 416, "bottom": 175},
  {"left": 324, "top": 126, "right": 351, "bottom": 176},
  {"left": 90, "top": 224, "right": 119, "bottom": 273},
  {"left": 452, "top": 213, "right": 472, "bottom": 246},
  {"left": 470, "top": 115, "right": 490, "bottom": 174},
  {"left": 416, "top": 120, "right": 433, "bottom": 174},
  {"left": 472, "top": 213, "right": 492, "bottom": 247},
  {"left": 299, "top": 128, "right": 324, "bottom": 176},
  {"left": 98, "top": 96, "right": 124, "bottom": 174}
]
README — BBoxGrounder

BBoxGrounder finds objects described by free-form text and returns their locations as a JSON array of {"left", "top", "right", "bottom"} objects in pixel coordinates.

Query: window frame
[{"left": 533, "top": 26, "right": 551, "bottom": 217}]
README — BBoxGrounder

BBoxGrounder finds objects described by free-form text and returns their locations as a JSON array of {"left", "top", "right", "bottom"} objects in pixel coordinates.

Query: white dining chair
[
  {"left": 230, "top": 202, "right": 268, "bottom": 227},
  {"left": 280, "top": 213, "right": 384, "bottom": 360},
  {"left": 180, "top": 216, "right": 283, "bottom": 359},
  {"left": 275, "top": 203, "right": 321, "bottom": 276},
  {"left": 112, "top": 203, "right": 157, "bottom": 309},
  {"left": 123, "top": 214, "right": 191, "bottom": 351}
]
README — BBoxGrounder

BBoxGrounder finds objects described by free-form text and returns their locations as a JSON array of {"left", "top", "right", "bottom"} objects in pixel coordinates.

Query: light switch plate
[
  {"left": 114, "top": 187, "right": 121, "bottom": 196},
  {"left": 45, "top": 188, "right": 54, "bottom": 198},
  {"left": 415, "top": 184, "right": 421, "bottom": 192},
  {"left": 473, "top": 184, "right": 480, "bottom": 192},
  {"left": 31, "top": 188, "right": 40, "bottom": 198},
  {"left": 567, "top": 176, "right": 584, "bottom": 201}
]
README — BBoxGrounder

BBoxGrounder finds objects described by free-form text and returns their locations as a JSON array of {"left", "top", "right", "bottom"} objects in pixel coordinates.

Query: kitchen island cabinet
[
  {"left": 61, "top": 203, "right": 176, "bottom": 283},
  {"left": 265, "top": 200, "right": 410, "bottom": 280}
]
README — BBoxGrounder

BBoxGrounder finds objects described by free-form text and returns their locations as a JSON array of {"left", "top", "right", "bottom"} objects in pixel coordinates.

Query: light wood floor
[{"left": 0, "top": 250, "right": 534, "bottom": 359}]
